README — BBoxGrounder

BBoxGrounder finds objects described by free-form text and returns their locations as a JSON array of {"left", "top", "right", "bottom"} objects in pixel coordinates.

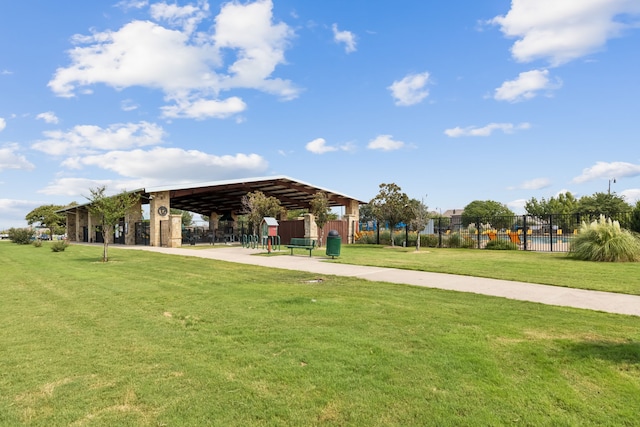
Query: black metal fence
[{"left": 359, "top": 212, "right": 634, "bottom": 252}]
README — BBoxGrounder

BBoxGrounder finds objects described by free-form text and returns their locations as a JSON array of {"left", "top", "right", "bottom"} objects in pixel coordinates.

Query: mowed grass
[
  {"left": 1, "top": 242, "right": 639, "bottom": 426},
  {"left": 327, "top": 245, "right": 640, "bottom": 295}
]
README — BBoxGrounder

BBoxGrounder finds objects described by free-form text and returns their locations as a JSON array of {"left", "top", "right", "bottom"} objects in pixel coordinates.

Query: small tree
[
  {"left": 310, "top": 192, "right": 331, "bottom": 247},
  {"left": 462, "top": 200, "right": 514, "bottom": 230},
  {"left": 25, "top": 204, "right": 67, "bottom": 239},
  {"left": 87, "top": 186, "right": 140, "bottom": 262},
  {"left": 370, "top": 183, "right": 411, "bottom": 247},
  {"left": 407, "top": 198, "right": 429, "bottom": 251},
  {"left": 576, "top": 192, "right": 630, "bottom": 218},
  {"left": 286, "top": 209, "right": 308, "bottom": 220},
  {"left": 241, "top": 191, "right": 284, "bottom": 235}
]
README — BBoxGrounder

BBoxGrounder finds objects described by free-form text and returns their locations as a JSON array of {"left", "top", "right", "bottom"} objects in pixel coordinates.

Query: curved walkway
[{"left": 120, "top": 245, "right": 640, "bottom": 317}]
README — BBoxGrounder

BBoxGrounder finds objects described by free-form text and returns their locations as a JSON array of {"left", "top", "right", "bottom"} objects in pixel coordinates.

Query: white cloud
[
  {"left": 36, "top": 111, "right": 60, "bottom": 124},
  {"left": 332, "top": 23, "right": 357, "bottom": 53},
  {"left": 490, "top": 0, "right": 640, "bottom": 66},
  {"left": 61, "top": 147, "right": 268, "bottom": 183},
  {"left": 621, "top": 189, "right": 640, "bottom": 204},
  {"left": 507, "top": 198, "right": 527, "bottom": 214},
  {"left": 367, "top": 135, "right": 404, "bottom": 151},
  {"left": 38, "top": 177, "right": 119, "bottom": 197},
  {"left": 48, "top": 0, "right": 298, "bottom": 118},
  {"left": 444, "top": 122, "right": 530, "bottom": 137},
  {"left": 121, "top": 99, "right": 139, "bottom": 111},
  {"left": 161, "top": 96, "right": 246, "bottom": 119},
  {"left": 521, "top": 178, "right": 552, "bottom": 190},
  {"left": 388, "top": 72, "right": 431, "bottom": 106},
  {"left": 572, "top": 161, "right": 640, "bottom": 183},
  {"left": 494, "top": 69, "right": 561, "bottom": 102},
  {"left": 115, "top": 0, "right": 148, "bottom": 11},
  {"left": 306, "top": 138, "right": 336, "bottom": 154},
  {"left": 0, "top": 143, "right": 35, "bottom": 172},
  {"left": 0, "top": 198, "right": 41, "bottom": 229},
  {"left": 150, "top": 1, "right": 210, "bottom": 35},
  {"left": 0, "top": 117, "right": 5, "bottom": 131},
  {"left": 305, "top": 138, "right": 354, "bottom": 154},
  {"left": 31, "top": 121, "right": 165, "bottom": 156}
]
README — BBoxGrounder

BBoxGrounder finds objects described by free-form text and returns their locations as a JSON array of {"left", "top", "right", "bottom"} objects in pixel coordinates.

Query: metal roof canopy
[{"left": 144, "top": 175, "right": 365, "bottom": 217}]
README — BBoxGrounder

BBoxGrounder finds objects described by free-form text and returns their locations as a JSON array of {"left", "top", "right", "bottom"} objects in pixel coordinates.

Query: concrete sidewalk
[{"left": 120, "top": 245, "right": 640, "bottom": 317}]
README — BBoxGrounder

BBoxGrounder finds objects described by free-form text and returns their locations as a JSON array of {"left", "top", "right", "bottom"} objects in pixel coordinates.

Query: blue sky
[{"left": 1, "top": 0, "right": 640, "bottom": 229}]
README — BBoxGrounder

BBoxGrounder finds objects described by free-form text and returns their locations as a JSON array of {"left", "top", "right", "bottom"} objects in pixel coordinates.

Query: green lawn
[
  {"left": 1, "top": 242, "right": 639, "bottom": 426},
  {"left": 324, "top": 244, "right": 640, "bottom": 295}
]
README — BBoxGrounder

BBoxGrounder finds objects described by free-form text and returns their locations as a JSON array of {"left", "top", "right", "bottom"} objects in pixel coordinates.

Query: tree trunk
[{"left": 101, "top": 225, "right": 111, "bottom": 262}]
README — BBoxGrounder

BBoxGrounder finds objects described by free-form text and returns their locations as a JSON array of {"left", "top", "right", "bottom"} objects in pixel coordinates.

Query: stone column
[
  {"left": 304, "top": 213, "right": 318, "bottom": 241},
  {"left": 78, "top": 209, "right": 88, "bottom": 242},
  {"left": 149, "top": 191, "right": 170, "bottom": 246},
  {"left": 125, "top": 200, "right": 143, "bottom": 245},
  {"left": 344, "top": 200, "right": 360, "bottom": 244},
  {"left": 209, "top": 212, "right": 219, "bottom": 242},
  {"left": 169, "top": 214, "right": 182, "bottom": 248}
]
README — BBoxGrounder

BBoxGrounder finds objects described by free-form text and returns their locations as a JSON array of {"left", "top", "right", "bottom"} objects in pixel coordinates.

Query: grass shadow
[{"left": 566, "top": 340, "right": 640, "bottom": 364}]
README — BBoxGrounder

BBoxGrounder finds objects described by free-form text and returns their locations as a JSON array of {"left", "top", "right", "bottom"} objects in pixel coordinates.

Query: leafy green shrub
[
  {"left": 51, "top": 240, "right": 69, "bottom": 252},
  {"left": 421, "top": 234, "right": 439, "bottom": 248},
  {"left": 485, "top": 239, "right": 518, "bottom": 250},
  {"left": 569, "top": 215, "right": 640, "bottom": 262},
  {"left": 8, "top": 227, "right": 33, "bottom": 245},
  {"left": 394, "top": 232, "right": 410, "bottom": 247},
  {"left": 460, "top": 235, "right": 477, "bottom": 248},
  {"left": 447, "top": 232, "right": 462, "bottom": 248},
  {"left": 372, "top": 230, "right": 389, "bottom": 245},
  {"left": 32, "top": 239, "right": 43, "bottom": 248}
]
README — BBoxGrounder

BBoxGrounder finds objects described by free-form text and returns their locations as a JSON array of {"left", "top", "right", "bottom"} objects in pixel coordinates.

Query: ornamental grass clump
[{"left": 569, "top": 215, "right": 640, "bottom": 262}]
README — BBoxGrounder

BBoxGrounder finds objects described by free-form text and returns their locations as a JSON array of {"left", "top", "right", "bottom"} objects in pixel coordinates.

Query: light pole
[{"left": 608, "top": 178, "right": 616, "bottom": 194}]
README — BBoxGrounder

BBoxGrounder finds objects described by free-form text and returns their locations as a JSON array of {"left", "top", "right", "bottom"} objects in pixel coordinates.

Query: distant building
[{"left": 440, "top": 209, "right": 464, "bottom": 231}]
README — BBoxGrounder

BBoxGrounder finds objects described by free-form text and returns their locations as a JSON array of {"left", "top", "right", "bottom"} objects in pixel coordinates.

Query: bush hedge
[{"left": 8, "top": 228, "right": 33, "bottom": 245}]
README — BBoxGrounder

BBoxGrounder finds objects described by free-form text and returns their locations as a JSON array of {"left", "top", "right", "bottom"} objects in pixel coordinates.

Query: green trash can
[{"left": 326, "top": 230, "right": 341, "bottom": 258}]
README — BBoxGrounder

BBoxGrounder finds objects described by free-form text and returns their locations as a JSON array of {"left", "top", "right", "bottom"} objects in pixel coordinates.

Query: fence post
[
  {"left": 550, "top": 214, "right": 554, "bottom": 252},
  {"left": 405, "top": 224, "right": 409, "bottom": 248},
  {"left": 522, "top": 215, "right": 528, "bottom": 251},
  {"left": 438, "top": 217, "right": 442, "bottom": 248}
]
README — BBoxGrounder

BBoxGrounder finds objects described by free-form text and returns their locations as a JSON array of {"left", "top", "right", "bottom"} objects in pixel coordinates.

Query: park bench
[{"left": 286, "top": 238, "right": 316, "bottom": 257}]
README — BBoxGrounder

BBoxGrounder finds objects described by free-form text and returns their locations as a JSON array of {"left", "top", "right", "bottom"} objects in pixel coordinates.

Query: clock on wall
[{"left": 157, "top": 206, "right": 168, "bottom": 216}]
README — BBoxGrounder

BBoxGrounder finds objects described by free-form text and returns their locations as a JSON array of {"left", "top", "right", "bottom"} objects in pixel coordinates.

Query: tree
[
  {"left": 525, "top": 192, "right": 578, "bottom": 217},
  {"left": 525, "top": 192, "right": 579, "bottom": 232},
  {"left": 87, "top": 186, "right": 140, "bottom": 262},
  {"left": 286, "top": 209, "right": 308, "bottom": 220},
  {"left": 369, "top": 183, "right": 411, "bottom": 246},
  {"left": 630, "top": 201, "right": 640, "bottom": 233},
  {"left": 576, "top": 192, "right": 630, "bottom": 218},
  {"left": 462, "top": 200, "right": 514, "bottom": 230},
  {"left": 25, "top": 204, "right": 67, "bottom": 239},
  {"left": 407, "top": 198, "right": 429, "bottom": 251},
  {"left": 358, "top": 203, "right": 376, "bottom": 224},
  {"left": 241, "top": 191, "right": 284, "bottom": 234},
  {"left": 310, "top": 192, "right": 331, "bottom": 247}
]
